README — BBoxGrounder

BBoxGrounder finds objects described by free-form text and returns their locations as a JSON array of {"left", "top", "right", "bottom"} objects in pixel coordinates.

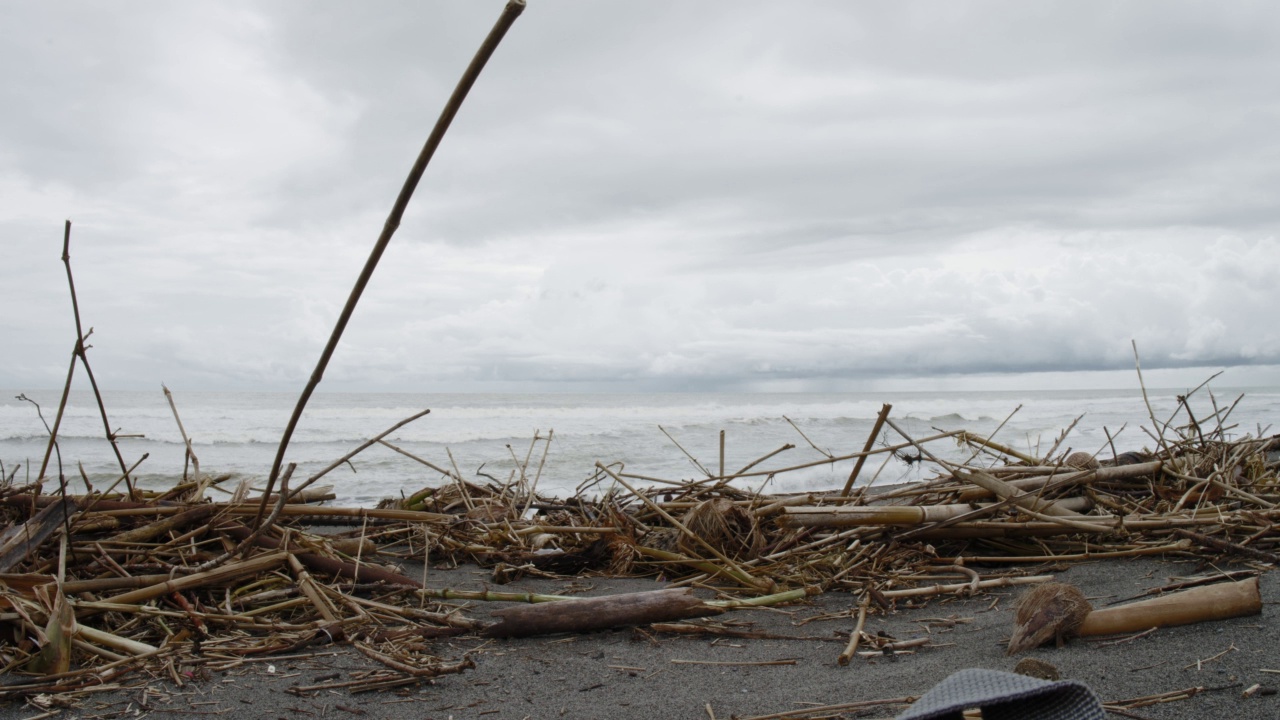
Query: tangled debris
[
  {"left": 0, "top": 383, "right": 1275, "bottom": 706},
  {"left": 2, "top": 4, "right": 1274, "bottom": 713}
]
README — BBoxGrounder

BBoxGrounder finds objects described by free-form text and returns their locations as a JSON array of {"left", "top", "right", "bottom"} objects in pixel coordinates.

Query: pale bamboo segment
[
  {"left": 1077, "top": 577, "right": 1261, "bottom": 636},
  {"left": 781, "top": 496, "right": 1092, "bottom": 528}
]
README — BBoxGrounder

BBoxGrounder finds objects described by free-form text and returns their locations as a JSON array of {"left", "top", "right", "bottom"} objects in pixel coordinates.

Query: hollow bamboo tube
[
  {"left": 74, "top": 623, "right": 157, "bottom": 655},
  {"left": 1077, "top": 577, "right": 1261, "bottom": 636}
]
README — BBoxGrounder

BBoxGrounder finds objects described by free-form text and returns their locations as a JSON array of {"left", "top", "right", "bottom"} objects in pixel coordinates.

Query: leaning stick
[
  {"left": 37, "top": 351, "right": 77, "bottom": 483},
  {"left": 1077, "top": 577, "right": 1262, "bottom": 637},
  {"left": 256, "top": 0, "right": 527, "bottom": 527},
  {"left": 162, "top": 384, "right": 203, "bottom": 500},
  {"left": 841, "top": 403, "right": 891, "bottom": 496}
]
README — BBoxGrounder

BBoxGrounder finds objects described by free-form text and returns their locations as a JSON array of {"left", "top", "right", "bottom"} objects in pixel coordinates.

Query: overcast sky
[{"left": 3, "top": 1, "right": 1279, "bottom": 394}]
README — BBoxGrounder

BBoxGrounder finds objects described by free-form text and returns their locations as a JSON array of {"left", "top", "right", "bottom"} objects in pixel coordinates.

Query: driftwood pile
[{"left": 0, "top": 385, "right": 1275, "bottom": 704}]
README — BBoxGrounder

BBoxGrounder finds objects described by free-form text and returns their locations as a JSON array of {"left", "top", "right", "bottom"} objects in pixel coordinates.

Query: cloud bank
[{"left": 3, "top": 1, "right": 1279, "bottom": 392}]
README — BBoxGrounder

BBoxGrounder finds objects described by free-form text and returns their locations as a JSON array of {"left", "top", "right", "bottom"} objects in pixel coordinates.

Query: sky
[{"left": 3, "top": 1, "right": 1280, "bottom": 394}]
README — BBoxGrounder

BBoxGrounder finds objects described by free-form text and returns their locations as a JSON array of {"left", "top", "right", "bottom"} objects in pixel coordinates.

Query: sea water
[{"left": 1, "top": 387, "right": 1276, "bottom": 506}]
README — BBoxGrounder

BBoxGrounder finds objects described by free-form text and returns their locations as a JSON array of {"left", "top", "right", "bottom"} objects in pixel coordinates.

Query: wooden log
[
  {"left": 0, "top": 497, "right": 80, "bottom": 573},
  {"left": 1077, "top": 577, "right": 1261, "bottom": 636},
  {"left": 482, "top": 588, "right": 724, "bottom": 638}
]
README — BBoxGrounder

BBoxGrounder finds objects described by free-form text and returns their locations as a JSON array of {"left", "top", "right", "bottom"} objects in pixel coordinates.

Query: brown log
[
  {"left": 1077, "top": 577, "right": 1261, "bottom": 637},
  {"left": 482, "top": 588, "right": 724, "bottom": 638}
]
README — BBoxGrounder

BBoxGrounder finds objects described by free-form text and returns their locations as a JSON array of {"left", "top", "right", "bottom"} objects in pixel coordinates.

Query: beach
[
  {"left": 1, "top": 387, "right": 1277, "bottom": 718},
  {"left": 0, "top": 555, "right": 1274, "bottom": 719}
]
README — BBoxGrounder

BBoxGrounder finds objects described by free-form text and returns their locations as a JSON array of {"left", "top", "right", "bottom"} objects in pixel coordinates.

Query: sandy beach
[{"left": 1, "top": 553, "right": 1273, "bottom": 720}]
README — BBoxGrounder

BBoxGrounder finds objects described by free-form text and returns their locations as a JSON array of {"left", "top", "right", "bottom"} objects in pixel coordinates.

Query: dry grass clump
[{"left": 677, "top": 497, "right": 765, "bottom": 561}]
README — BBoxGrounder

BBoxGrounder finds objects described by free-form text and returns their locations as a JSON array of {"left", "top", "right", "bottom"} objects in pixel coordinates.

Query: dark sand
[{"left": 2, "top": 557, "right": 1276, "bottom": 719}]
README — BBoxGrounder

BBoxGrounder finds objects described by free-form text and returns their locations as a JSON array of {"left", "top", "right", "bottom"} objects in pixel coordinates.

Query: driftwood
[
  {"left": 1078, "top": 577, "right": 1262, "bottom": 637},
  {"left": 781, "top": 496, "right": 1092, "bottom": 528},
  {"left": 0, "top": 497, "right": 79, "bottom": 573},
  {"left": 482, "top": 588, "right": 725, "bottom": 638}
]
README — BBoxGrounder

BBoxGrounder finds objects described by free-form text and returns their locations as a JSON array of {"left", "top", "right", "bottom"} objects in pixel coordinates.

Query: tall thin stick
[
  {"left": 57, "top": 221, "right": 135, "bottom": 498},
  {"left": 1132, "top": 340, "right": 1172, "bottom": 457},
  {"left": 256, "top": 0, "right": 527, "bottom": 527}
]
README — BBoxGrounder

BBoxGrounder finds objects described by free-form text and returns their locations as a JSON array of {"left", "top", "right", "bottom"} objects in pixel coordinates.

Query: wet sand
[{"left": 1, "top": 555, "right": 1275, "bottom": 719}]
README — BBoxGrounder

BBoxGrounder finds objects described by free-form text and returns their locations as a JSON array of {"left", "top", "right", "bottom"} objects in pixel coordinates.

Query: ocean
[{"left": 1, "top": 387, "right": 1276, "bottom": 507}]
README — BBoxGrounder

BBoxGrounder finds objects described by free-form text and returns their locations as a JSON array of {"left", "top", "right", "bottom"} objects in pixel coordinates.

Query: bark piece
[{"left": 0, "top": 498, "right": 79, "bottom": 573}]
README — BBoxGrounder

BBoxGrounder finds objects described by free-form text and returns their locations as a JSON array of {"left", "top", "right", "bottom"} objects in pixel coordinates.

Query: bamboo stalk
[
  {"left": 1078, "top": 577, "right": 1261, "bottom": 636},
  {"left": 780, "top": 496, "right": 1093, "bottom": 528},
  {"left": 879, "top": 575, "right": 1054, "bottom": 599},
  {"left": 74, "top": 623, "right": 156, "bottom": 656}
]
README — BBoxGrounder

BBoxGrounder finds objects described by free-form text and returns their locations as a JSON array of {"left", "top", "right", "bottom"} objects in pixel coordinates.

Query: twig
[
  {"left": 837, "top": 594, "right": 870, "bottom": 665},
  {"left": 162, "top": 384, "right": 203, "bottom": 500}
]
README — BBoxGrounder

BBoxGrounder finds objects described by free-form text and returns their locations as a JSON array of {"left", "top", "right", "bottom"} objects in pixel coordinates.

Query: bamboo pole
[{"left": 1078, "top": 578, "right": 1262, "bottom": 636}]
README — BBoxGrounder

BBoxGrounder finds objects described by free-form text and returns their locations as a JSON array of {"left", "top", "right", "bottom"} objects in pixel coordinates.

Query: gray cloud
[{"left": 2, "top": 1, "right": 1279, "bottom": 393}]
